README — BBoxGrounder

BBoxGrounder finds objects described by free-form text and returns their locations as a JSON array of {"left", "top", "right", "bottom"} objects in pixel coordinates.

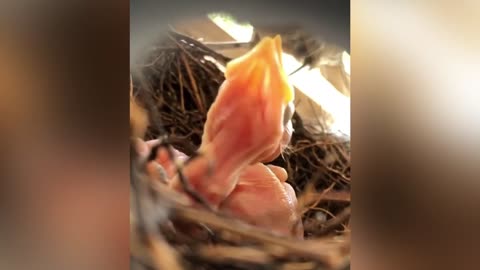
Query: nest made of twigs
[{"left": 131, "top": 30, "right": 351, "bottom": 270}]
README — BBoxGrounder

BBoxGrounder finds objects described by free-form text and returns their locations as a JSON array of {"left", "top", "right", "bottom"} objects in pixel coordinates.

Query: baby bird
[{"left": 170, "top": 35, "right": 295, "bottom": 207}]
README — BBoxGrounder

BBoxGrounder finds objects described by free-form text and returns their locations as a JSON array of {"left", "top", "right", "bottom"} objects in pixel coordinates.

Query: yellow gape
[{"left": 225, "top": 35, "right": 294, "bottom": 105}]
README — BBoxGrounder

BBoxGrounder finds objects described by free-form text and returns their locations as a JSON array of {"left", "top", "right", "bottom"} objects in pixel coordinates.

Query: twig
[
  {"left": 323, "top": 165, "right": 351, "bottom": 184},
  {"left": 148, "top": 138, "right": 213, "bottom": 211},
  {"left": 321, "top": 190, "right": 351, "bottom": 203},
  {"left": 180, "top": 53, "right": 205, "bottom": 114},
  {"left": 176, "top": 57, "right": 185, "bottom": 112},
  {"left": 167, "top": 29, "right": 231, "bottom": 64},
  {"left": 318, "top": 207, "right": 351, "bottom": 236},
  {"left": 202, "top": 40, "right": 252, "bottom": 51},
  {"left": 290, "top": 141, "right": 349, "bottom": 154},
  {"left": 298, "top": 183, "right": 335, "bottom": 216},
  {"left": 171, "top": 204, "right": 349, "bottom": 269},
  {"left": 130, "top": 221, "right": 184, "bottom": 270},
  {"left": 193, "top": 245, "right": 273, "bottom": 264},
  {"left": 279, "top": 262, "right": 318, "bottom": 270},
  {"left": 149, "top": 234, "right": 184, "bottom": 270}
]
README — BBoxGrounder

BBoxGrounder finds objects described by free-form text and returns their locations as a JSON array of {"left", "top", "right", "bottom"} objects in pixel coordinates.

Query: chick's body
[
  {"left": 151, "top": 146, "right": 303, "bottom": 239},
  {"left": 220, "top": 163, "right": 304, "bottom": 239},
  {"left": 147, "top": 35, "right": 302, "bottom": 238},
  {"left": 170, "top": 36, "right": 294, "bottom": 206}
]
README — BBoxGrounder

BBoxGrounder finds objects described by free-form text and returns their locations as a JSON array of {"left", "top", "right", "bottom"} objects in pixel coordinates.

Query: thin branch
[
  {"left": 171, "top": 204, "right": 350, "bottom": 269},
  {"left": 318, "top": 206, "right": 351, "bottom": 236},
  {"left": 167, "top": 29, "right": 231, "bottom": 64}
]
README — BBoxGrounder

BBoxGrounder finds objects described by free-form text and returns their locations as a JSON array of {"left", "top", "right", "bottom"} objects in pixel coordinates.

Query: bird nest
[{"left": 130, "top": 30, "right": 351, "bottom": 270}]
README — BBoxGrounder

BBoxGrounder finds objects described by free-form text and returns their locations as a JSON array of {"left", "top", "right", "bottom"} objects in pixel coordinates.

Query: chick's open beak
[
  {"left": 175, "top": 36, "right": 295, "bottom": 206},
  {"left": 225, "top": 35, "right": 294, "bottom": 105},
  {"left": 225, "top": 35, "right": 295, "bottom": 163}
]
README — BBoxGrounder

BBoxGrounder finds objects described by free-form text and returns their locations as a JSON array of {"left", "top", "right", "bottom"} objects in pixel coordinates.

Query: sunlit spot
[{"left": 209, "top": 13, "right": 350, "bottom": 137}]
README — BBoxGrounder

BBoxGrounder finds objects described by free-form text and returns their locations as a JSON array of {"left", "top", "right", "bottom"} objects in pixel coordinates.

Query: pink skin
[
  {"left": 136, "top": 141, "right": 303, "bottom": 239},
  {"left": 170, "top": 81, "right": 286, "bottom": 206},
  {"left": 168, "top": 37, "right": 294, "bottom": 207},
  {"left": 219, "top": 163, "right": 304, "bottom": 239}
]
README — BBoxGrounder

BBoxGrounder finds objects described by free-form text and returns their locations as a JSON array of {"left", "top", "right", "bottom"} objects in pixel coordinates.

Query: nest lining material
[{"left": 131, "top": 30, "right": 351, "bottom": 270}]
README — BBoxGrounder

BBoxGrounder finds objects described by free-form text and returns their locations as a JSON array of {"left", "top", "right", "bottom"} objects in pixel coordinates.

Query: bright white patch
[
  {"left": 282, "top": 53, "right": 351, "bottom": 137},
  {"left": 208, "top": 14, "right": 351, "bottom": 137}
]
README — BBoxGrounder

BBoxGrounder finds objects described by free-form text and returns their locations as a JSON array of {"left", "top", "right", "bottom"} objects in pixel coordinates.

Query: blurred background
[{"left": 1, "top": 1, "right": 479, "bottom": 270}]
